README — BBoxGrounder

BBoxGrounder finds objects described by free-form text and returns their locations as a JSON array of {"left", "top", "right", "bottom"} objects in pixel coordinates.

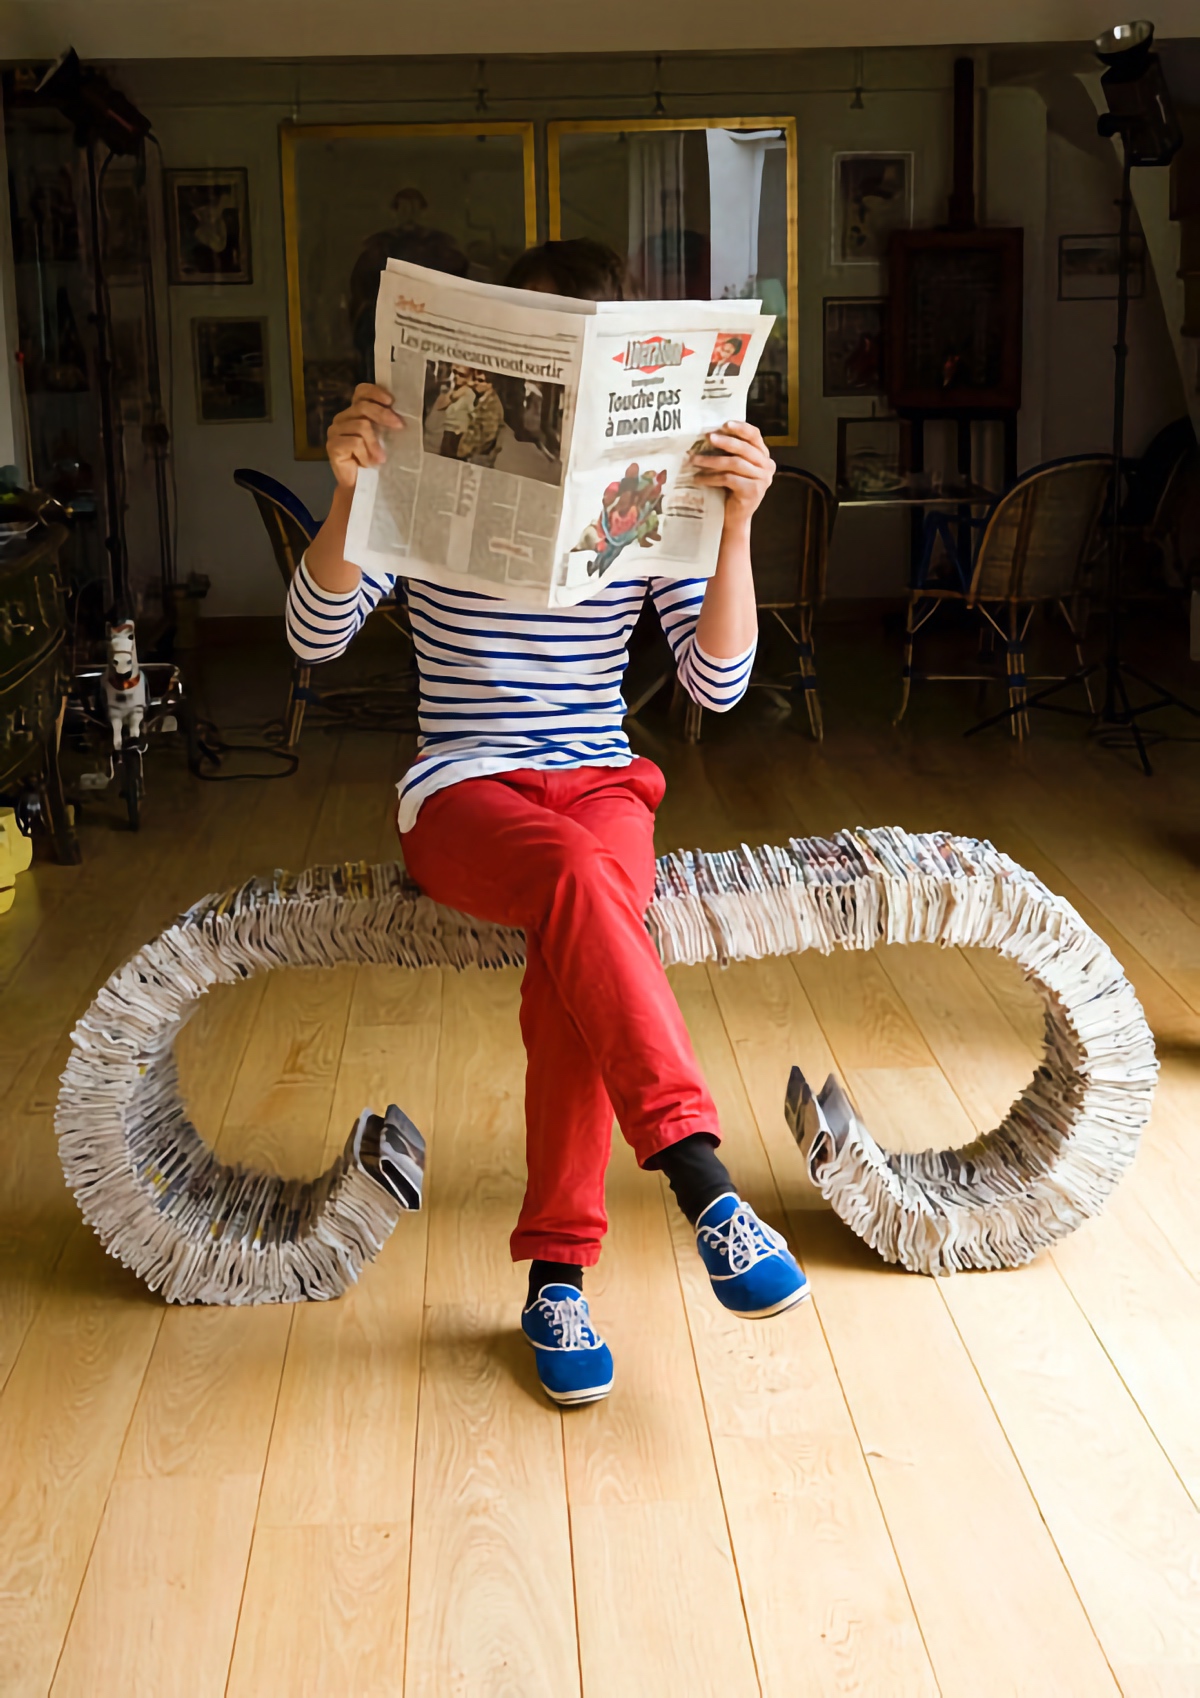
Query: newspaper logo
[{"left": 614, "top": 335, "right": 693, "bottom": 375}]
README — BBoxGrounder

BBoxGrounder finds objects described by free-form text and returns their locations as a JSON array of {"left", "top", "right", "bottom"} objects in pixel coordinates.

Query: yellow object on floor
[{"left": 0, "top": 804, "right": 32, "bottom": 914}]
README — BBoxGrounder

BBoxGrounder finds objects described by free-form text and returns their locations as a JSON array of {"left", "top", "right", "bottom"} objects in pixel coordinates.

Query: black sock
[
  {"left": 645, "top": 1133, "right": 735, "bottom": 1226},
  {"left": 527, "top": 1260, "right": 584, "bottom": 1306}
]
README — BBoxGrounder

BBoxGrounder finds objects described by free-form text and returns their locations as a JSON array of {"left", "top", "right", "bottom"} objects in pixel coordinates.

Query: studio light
[
  {"left": 35, "top": 47, "right": 151, "bottom": 155},
  {"left": 1093, "top": 19, "right": 1182, "bottom": 167}
]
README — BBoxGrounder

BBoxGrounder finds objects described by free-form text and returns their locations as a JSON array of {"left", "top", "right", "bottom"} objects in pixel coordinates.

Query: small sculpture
[{"left": 103, "top": 604, "right": 146, "bottom": 751}]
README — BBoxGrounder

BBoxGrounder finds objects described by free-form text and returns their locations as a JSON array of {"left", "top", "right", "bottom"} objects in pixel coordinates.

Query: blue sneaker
[
  {"left": 695, "top": 1193, "right": 810, "bottom": 1318},
  {"left": 521, "top": 1284, "right": 614, "bottom": 1406}
]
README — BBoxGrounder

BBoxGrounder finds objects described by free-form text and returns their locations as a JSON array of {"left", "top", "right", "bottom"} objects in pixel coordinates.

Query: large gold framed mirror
[
  {"left": 282, "top": 122, "right": 537, "bottom": 459},
  {"left": 547, "top": 117, "right": 798, "bottom": 445}
]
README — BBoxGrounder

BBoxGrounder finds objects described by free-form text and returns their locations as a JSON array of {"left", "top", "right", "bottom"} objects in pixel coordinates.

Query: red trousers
[{"left": 399, "top": 760, "right": 720, "bottom": 1265}]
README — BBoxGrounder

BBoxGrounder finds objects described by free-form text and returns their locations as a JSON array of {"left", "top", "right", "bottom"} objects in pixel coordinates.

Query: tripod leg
[
  {"left": 1058, "top": 598, "right": 1096, "bottom": 714},
  {"left": 1111, "top": 668, "right": 1154, "bottom": 776},
  {"left": 798, "top": 605, "right": 822, "bottom": 740},
  {"left": 895, "top": 595, "right": 917, "bottom": 725}
]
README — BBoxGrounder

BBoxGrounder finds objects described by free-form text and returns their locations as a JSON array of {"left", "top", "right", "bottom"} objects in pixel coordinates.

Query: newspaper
[{"left": 344, "top": 258, "right": 774, "bottom": 608}]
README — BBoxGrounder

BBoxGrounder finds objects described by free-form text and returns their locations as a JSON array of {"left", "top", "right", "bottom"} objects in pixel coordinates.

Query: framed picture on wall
[
  {"left": 192, "top": 317, "right": 270, "bottom": 422},
  {"left": 823, "top": 297, "right": 885, "bottom": 397},
  {"left": 832, "top": 153, "right": 913, "bottom": 265},
  {"left": 547, "top": 116, "right": 799, "bottom": 445},
  {"left": 165, "top": 168, "right": 252, "bottom": 285},
  {"left": 886, "top": 228, "right": 1024, "bottom": 413},
  {"left": 836, "top": 414, "right": 911, "bottom": 499},
  {"left": 100, "top": 166, "right": 149, "bottom": 286},
  {"left": 281, "top": 122, "right": 537, "bottom": 459},
  {"left": 1058, "top": 232, "right": 1146, "bottom": 300}
]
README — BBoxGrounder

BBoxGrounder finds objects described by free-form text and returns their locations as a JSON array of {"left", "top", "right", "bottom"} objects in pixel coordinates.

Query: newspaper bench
[{"left": 56, "top": 830, "right": 1157, "bottom": 1305}]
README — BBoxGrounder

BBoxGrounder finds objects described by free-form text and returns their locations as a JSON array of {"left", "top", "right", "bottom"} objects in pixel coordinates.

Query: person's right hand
[{"left": 326, "top": 383, "right": 404, "bottom": 490}]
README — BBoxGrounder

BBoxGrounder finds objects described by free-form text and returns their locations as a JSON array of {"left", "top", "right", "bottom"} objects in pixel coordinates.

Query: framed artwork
[
  {"left": 823, "top": 297, "right": 885, "bottom": 397},
  {"left": 100, "top": 167, "right": 148, "bottom": 285},
  {"left": 886, "top": 228, "right": 1024, "bottom": 413},
  {"left": 836, "top": 414, "right": 912, "bottom": 498},
  {"left": 1058, "top": 233, "right": 1146, "bottom": 301},
  {"left": 547, "top": 116, "right": 799, "bottom": 445},
  {"left": 165, "top": 168, "right": 251, "bottom": 285},
  {"left": 832, "top": 153, "right": 913, "bottom": 265},
  {"left": 192, "top": 317, "right": 270, "bottom": 422},
  {"left": 281, "top": 122, "right": 536, "bottom": 459}
]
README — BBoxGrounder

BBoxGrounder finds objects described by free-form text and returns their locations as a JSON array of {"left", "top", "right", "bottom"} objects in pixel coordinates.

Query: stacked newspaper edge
[{"left": 55, "top": 832, "right": 1157, "bottom": 1302}]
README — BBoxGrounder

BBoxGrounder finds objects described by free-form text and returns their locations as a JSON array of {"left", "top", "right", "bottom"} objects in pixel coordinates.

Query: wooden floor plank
[
  {"left": 563, "top": 1140, "right": 761, "bottom": 1697},
  {"left": 707, "top": 953, "right": 1121, "bottom": 1696},
  {"left": 6, "top": 673, "right": 1200, "bottom": 1697},
  {"left": 226, "top": 1524, "right": 410, "bottom": 1698},
  {"left": 671, "top": 968, "right": 939, "bottom": 1698},
  {"left": 403, "top": 969, "right": 580, "bottom": 1698},
  {"left": 0, "top": 1231, "right": 162, "bottom": 1698},
  {"left": 940, "top": 1257, "right": 1200, "bottom": 1695}
]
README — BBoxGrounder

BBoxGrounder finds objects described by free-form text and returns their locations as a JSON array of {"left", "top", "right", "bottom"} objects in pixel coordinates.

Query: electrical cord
[{"left": 187, "top": 713, "right": 300, "bottom": 781}]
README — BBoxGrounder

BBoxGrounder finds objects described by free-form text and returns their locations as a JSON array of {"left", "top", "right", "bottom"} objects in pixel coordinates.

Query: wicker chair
[
  {"left": 234, "top": 468, "right": 413, "bottom": 750},
  {"left": 895, "top": 455, "right": 1111, "bottom": 737},
  {"left": 679, "top": 466, "right": 836, "bottom": 743}
]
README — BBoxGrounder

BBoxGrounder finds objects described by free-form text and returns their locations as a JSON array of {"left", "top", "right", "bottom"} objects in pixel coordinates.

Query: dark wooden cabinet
[{"left": 0, "top": 523, "right": 80, "bottom": 863}]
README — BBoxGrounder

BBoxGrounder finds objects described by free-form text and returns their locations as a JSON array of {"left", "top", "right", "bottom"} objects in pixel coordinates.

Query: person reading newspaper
[{"left": 287, "top": 239, "right": 808, "bottom": 1408}]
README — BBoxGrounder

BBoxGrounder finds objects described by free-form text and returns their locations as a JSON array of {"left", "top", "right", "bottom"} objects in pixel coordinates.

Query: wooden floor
[{"left": 4, "top": 633, "right": 1200, "bottom": 1696}]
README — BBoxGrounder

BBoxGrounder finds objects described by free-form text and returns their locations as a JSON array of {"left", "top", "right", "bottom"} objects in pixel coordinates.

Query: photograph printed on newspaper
[{"left": 343, "top": 259, "right": 773, "bottom": 608}]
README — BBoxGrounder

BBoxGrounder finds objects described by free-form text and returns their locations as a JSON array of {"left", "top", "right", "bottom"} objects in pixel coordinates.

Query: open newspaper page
[
  {"left": 556, "top": 301, "right": 772, "bottom": 605},
  {"left": 345, "top": 259, "right": 773, "bottom": 608}
]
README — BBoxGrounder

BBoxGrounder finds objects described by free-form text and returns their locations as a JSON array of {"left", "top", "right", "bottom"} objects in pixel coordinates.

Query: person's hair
[
  {"left": 720, "top": 335, "right": 745, "bottom": 354},
  {"left": 504, "top": 238, "right": 628, "bottom": 302}
]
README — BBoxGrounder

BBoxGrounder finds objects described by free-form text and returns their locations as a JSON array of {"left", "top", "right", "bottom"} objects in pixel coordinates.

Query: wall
[
  {"left": 1041, "top": 130, "right": 1186, "bottom": 461},
  {"left": 4, "top": 0, "right": 1200, "bottom": 59},
  {"left": 102, "top": 48, "right": 1191, "bottom": 616}
]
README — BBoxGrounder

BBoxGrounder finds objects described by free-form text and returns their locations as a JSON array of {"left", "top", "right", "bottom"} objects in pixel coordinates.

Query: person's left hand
[{"left": 691, "top": 420, "right": 775, "bottom": 529}]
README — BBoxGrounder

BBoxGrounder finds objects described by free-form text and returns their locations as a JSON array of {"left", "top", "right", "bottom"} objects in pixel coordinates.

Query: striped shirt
[{"left": 285, "top": 561, "right": 755, "bottom": 831}]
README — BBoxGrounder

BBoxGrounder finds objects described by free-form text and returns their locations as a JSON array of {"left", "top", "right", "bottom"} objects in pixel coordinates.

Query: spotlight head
[
  {"left": 1094, "top": 19, "right": 1155, "bottom": 69},
  {"left": 35, "top": 47, "right": 152, "bottom": 155},
  {"left": 1093, "top": 18, "right": 1181, "bottom": 167}
]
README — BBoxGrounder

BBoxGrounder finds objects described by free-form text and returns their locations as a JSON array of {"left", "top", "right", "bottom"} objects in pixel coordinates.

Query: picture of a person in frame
[
  {"left": 423, "top": 364, "right": 477, "bottom": 457},
  {"left": 707, "top": 333, "right": 748, "bottom": 379}
]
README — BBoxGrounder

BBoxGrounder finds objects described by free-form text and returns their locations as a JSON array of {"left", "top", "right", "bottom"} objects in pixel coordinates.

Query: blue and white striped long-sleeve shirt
[{"left": 285, "top": 561, "right": 755, "bottom": 831}]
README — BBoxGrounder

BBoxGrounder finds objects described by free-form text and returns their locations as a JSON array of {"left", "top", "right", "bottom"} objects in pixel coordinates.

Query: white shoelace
[
  {"left": 698, "top": 1203, "right": 785, "bottom": 1275},
  {"left": 535, "top": 1294, "right": 594, "bottom": 1350}
]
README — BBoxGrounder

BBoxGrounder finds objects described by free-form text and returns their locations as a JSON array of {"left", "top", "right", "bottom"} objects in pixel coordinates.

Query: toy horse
[{"left": 103, "top": 606, "right": 146, "bottom": 751}]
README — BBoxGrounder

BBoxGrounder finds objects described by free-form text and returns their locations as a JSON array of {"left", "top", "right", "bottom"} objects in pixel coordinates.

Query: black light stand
[
  {"left": 965, "top": 20, "right": 1193, "bottom": 774},
  {"left": 35, "top": 48, "right": 153, "bottom": 609}
]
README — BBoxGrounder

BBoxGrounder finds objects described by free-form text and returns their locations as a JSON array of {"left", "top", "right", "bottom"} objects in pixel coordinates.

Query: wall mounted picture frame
[
  {"left": 547, "top": 116, "right": 799, "bottom": 445},
  {"left": 192, "top": 317, "right": 270, "bottom": 423},
  {"left": 835, "top": 413, "right": 912, "bottom": 499},
  {"left": 100, "top": 166, "right": 149, "bottom": 286},
  {"left": 281, "top": 122, "right": 537, "bottom": 459},
  {"left": 832, "top": 152, "right": 913, "bottom": 265},
  {"left": 886, "top": 227, "right": 1024, "bottom": 413},
  {"left": 1058, "top": 232, "right": 1146, "bottom": 301},
  {"left": 823, "top": 297, "right": 885, "bottom": 397},
  {"left": 165, "top": 168, "right": 252, "bottom": 285}
]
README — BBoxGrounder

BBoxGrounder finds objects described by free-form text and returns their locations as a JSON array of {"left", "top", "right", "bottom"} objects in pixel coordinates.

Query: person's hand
[
  {"left": 691, "top": 419, "right": 775, "bottom": 529},
  {"left": 326, "top": 383, "right": 404, "bottom": 490}
]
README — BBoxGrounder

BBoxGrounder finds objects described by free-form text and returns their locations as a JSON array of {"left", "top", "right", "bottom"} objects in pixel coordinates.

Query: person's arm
[
  {"left": 691, "top": 419, "right": 773, "bottom": 659},
  {"left": 303, "top": 382, "right": 404, "bottom": 593},
  {"left": 284, "top": 383, "right": 405, "bottom": 664},
  {"left": 648, "top": 420, "right": 773, "bottom": 713}
]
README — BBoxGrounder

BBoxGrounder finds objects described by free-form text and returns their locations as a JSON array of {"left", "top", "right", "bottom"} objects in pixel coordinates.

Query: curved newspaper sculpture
[{"left": 56, "top": 830, "right": 1157, "bottom": 1303}]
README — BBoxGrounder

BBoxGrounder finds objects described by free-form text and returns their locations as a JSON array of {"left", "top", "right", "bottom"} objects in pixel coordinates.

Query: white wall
[
  {"left": 3, "top": 0, "right": 1200, "bottom": 59},
  {"left": 1041, "top": 130, "right": 1186, "bottom": 461},
  {"left": 98, "top": 48, "right": 1193, "bottom": 614}
]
